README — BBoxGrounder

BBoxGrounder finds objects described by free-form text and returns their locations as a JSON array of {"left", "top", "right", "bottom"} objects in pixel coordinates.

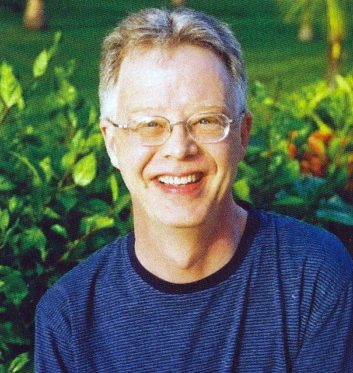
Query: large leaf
[
  {"left": 73, "top": 153, "right": 97, "bottom": 187},
  {"left": 32, "top": 31, "right": 62, "bottom": 78},
  {"left": 0, "top": 62, "right": 24, "bottom": 110},
  {"left": 9, "top": 352, "right": 30, "bottom": 373},
  {"left": 33, "top": 50, "right": 49, "bottom": 78}
]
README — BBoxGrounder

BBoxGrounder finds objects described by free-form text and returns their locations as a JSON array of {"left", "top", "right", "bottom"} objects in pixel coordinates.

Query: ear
[
  {"left": 100, "top": 120, "right": 120, "bottom": 169},
  {"left": 240, "top": 111, "right": 252, "bottom": 148}
]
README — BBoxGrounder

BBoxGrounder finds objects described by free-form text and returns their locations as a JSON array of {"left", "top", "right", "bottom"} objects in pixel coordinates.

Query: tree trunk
[
  {"left": 23, "top": 0, "right": 46, "bottom": 30},
  {"left": 327, "top": 38, "right": 342, "bottom": 87},
  {"left": 326, "top": 0, "right": 344, "bottom": 87}
]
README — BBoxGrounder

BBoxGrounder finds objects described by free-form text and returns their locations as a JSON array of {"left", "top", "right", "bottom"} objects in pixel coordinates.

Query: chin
[{"left": 152, "top": 209, "right": 207, "bottom": 229}]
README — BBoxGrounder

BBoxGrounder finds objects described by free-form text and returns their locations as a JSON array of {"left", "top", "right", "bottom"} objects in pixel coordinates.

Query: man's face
[{"left": 101, "top": 44, "right": 251, "bottom": 229}]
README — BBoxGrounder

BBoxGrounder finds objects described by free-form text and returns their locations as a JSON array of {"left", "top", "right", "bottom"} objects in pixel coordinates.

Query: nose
[{"left": 160, "top": 123, "right": 198, "bottom": 159}]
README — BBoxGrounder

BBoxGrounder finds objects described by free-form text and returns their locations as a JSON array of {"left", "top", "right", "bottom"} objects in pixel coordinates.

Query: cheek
[
  {"left": 116, "top": 142, "right": 155, "bottom": 181},
  {"left": 228, "top": 132, "right": 245, "bottom": 162},
  {"left": 211, "top": 139, "right": 243, "bottom": 180}
]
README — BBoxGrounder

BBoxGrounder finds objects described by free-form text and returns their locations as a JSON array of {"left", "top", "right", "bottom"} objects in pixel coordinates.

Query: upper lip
[{"left": 154, "top": 171, "right": 204, "bottom": 179}]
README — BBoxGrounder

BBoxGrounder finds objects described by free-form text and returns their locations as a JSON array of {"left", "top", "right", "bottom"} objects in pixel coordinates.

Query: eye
[
  {"left": 145, "top": 120, "right": 162, "bottom": 128},
  {"left": 192, "top": 115, "right": 223, "bottom": 128},
  {"left": 134, "top": 118, "right": 165, "bottom": 130},
  {"left": 134, "top": 118, "right": 168, "bottom": 139}
]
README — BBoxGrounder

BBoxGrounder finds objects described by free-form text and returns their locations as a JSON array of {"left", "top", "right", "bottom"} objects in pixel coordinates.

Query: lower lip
[{"left": 154, "top": 178, "right": 204, "bottom": 195}]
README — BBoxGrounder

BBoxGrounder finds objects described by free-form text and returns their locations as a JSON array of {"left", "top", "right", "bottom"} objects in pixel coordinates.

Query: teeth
[{"left": 158, "top": 174, "right": 200, "bottom": 185}]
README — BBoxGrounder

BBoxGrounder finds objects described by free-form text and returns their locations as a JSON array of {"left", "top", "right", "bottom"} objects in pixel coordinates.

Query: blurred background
[{"left": 1, "top": 0, "right": 352, "bottom": 101}]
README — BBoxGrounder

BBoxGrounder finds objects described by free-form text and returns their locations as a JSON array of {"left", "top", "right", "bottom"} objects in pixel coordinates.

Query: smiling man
[{"left": 35, "top": 8, "right": 353, "bottom": 372}]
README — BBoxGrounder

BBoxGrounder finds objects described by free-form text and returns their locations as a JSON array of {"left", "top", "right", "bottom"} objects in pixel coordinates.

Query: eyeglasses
[{"left": 106, "top": 112, "right": 242, "bottom": 147}]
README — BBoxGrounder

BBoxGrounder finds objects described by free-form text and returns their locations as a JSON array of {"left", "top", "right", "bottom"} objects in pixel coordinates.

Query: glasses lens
[
  {"left": 134, "top": 117, "right": 169, "bottom": 145},
  {"left": 188, "top": 113, "right": 228, "bottom": 143}
]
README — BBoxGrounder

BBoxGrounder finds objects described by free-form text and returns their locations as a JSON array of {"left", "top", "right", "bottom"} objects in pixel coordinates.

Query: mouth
[{"left": 157, "top": 173, "right": 203, "bottom": 186}]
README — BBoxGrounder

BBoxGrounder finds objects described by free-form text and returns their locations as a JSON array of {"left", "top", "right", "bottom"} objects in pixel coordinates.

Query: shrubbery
[{"left": 0, "top": 36, "right": 352, "bottom": 371}]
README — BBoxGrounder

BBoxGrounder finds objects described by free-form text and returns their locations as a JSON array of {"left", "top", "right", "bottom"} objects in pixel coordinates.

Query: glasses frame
[{"left": 105, "top": 112, "right": 244, "bottom": 146}]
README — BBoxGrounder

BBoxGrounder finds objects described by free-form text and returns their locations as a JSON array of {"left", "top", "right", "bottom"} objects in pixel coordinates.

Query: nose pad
[{"left": 161, "top": 123, "right": 198, "bottom": 159}]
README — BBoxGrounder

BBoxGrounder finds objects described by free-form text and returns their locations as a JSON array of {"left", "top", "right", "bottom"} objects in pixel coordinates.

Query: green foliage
[
  {"left": 237, "top": 77, "right": 353, "bottom": 248},
  {"left": 0, "top": 34, "right": 132, "bottom": 371},
  {"left": 1, "top": 33, "right": 352, "bottom": 372}
]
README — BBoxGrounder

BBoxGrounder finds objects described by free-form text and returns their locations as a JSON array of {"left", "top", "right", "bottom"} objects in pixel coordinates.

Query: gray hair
[{"left": 99, "top": 7, "right": 247, "bottom": 119}]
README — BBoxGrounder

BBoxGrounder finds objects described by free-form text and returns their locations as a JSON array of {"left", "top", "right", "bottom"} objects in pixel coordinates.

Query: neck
[{"left": 133, "top": 201, "right": 247, "bottom": 284}]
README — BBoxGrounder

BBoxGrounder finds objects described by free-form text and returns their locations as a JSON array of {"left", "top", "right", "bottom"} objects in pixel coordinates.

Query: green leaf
[
  {"left": 44, "top": 206, "right": 60, "bottom": 219},
  {"left": 0, "top": 321, "right": 30, "bottom": 346},
  {"left": 0, "top": 175, "right": 15, "bottom": 191},
  {"left": 8, "top": 196, "right": 21, "bottom": 212},
  {"left": 80, "top": 215, "right": 114, "bottom": 235},
  {"left": 109, "top": 174, "right": 119, "bottom": 202},
  {"left": 9, "top": 352, "right": 30, "bottom": 373},
  {"left": 0, "top": 62, "right": 24, "bottom": 109},
  {"left": 316, "top": 209, "right": 353, "bottom": 226},
  {"left": 51, "top": 224, "right": 68, "bottom": 238},
  {"left": 88, "top": 105, "right": 98, "bottom": 125},
  {"left": 20, "top": 227, "right": 47, "bottom": 260},
  {"left": 275, "top": 159, "right": 300, "bottom": 187},
  {"left": 39, "top": 156, "right": 53, "bottom": 182},
  {"left": 80, "top": 198, "right": 110, "bottom": 214},
  {"left": 61, "top": 151, "right": 77, "bottom": 171},
  {"left": 33, "top": 49, "right": 49, "bottom": 78},
  {"left": 293, "top": 176, "right": 326, "bottom": 200},
  {"left": 53, "top": 30, "right": 62, "bottom": 45},
  {"left": 0, "top": 266, "right": 28, "bottom": 306},
  {"left": 73, "top": 153, "right": 97, "bottom": 186},
  {"left": 316, "top": 195, "right": 353, "bottom": 226},
  {"left": 0, "top": 209, "right": 10, "bottom": 231},
  {"left": 47, "top": 31, "right": 62, "bottom": 59},
  {"left": 115, "top": 193, "right": 131, "bottom": 213},
  {"left": 233, "top": 178, "right": 250, "bottom": 202},
  {"left": 86, "top": 133, "right": 103, "bottom": 149},
  {"left": 273, "top": 195, "right": 306, "bottom": 207},
  {"left": 56, "top": 74, "right": 78, "bottom": 107},
  {"left": 56, "top": 191, "right": 78, "bottom": 211},
  {"left": 68, "top": 109, "right": 78, "bottom": 128},
  {"left": 10, "top": 151, "right": 42, "bottom": 186}
]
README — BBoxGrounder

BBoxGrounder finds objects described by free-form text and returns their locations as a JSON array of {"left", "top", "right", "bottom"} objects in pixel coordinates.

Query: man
[{"left": 35, "top": 7, "right": 353, "bottom": 372}]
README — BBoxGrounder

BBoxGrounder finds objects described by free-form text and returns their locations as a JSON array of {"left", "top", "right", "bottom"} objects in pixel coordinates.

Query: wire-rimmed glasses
[{"left": 106, "top": 112, "right": 243, "bottom": 147}]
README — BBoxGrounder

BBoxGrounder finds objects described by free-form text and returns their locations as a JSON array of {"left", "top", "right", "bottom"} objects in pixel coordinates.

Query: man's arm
[
  {"left": 35, "top": 289, "right": 74, "bottom": 372},
  {"left": 293, "top": 256, "right": 353, "bottom": 372}
]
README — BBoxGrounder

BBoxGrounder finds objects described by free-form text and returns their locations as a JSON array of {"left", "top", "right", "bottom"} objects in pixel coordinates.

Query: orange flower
[{"left": 287, "top": 143, "right": 297, "bottom": 159}]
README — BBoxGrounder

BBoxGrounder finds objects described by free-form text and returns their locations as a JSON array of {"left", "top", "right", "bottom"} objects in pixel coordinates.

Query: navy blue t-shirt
[{"left": 35, "top": 206, "right": 353, "bottom": 372}]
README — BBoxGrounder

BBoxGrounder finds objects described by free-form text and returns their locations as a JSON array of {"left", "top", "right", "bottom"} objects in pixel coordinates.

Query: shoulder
[
  {"left": 36, "top": 233, "right": 132, "bottom": 316},
  {"left": 258, "top": 209, "right": 353, "bottom": 292}
]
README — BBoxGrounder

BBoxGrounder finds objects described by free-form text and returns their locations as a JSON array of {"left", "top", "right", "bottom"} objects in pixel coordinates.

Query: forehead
[{"left": 115, "top": 45, "right": 235, "bottom": 115}]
